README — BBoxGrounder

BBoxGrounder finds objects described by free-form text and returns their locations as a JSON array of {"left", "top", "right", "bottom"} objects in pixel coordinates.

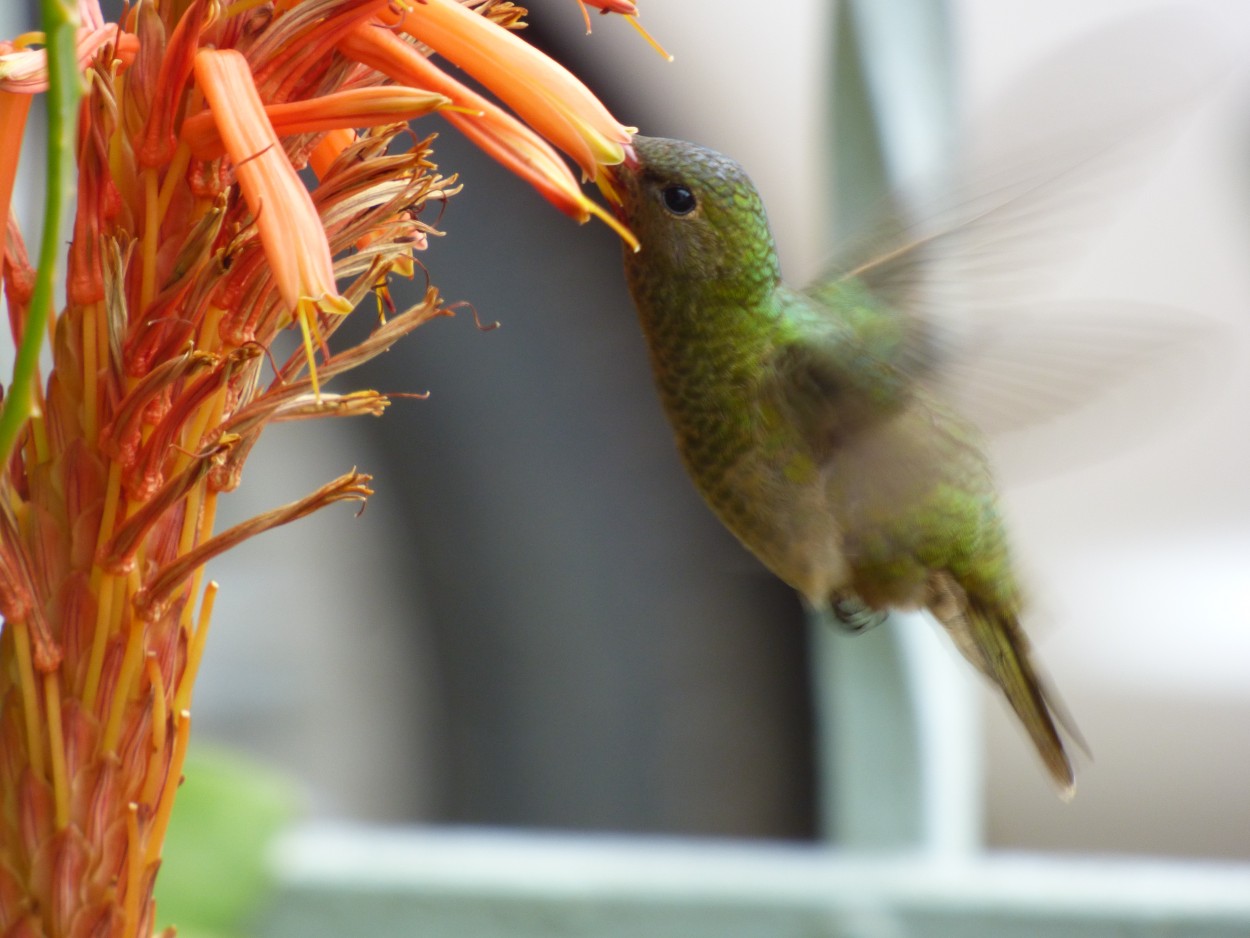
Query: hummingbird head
[{"left": 610, "top": 136, "right": 780, "bottom": 289}]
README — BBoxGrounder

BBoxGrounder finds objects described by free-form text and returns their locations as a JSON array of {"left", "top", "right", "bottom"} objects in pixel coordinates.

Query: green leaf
[{"left": 154, "top": 746, "right": 303, "bottom": 938}]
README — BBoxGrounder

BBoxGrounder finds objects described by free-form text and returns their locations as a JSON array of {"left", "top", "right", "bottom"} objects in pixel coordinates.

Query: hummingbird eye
[{"left": 661, "top": 184, "right": 697, "bottom": 216}]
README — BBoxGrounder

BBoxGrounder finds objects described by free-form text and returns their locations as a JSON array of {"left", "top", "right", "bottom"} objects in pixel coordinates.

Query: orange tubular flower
[
  {"left": 309, "top": 127, "right": 359, "bottom": 179},
  {"left": 339, "top": 20, "right": 638, "bottom": 248},
  {"left": 192, "top": 48, "right": 352, "bottom": 396},
  {"left": 181, "top": 86, "right": 453, "bottom": 160},
  {"left": 0, "top": 89, "right": 31, "bottom": 241},
  {"left": 386, "top": 0, "right": 635, "bottom": 179},
  {"left": 0, "top": 1, "right": 646, "bottom": 936}
]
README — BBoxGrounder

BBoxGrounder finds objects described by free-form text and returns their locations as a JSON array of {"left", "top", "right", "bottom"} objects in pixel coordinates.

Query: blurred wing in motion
[{"left": 812, "top": 6, "right": 1237, "bottom": 467}]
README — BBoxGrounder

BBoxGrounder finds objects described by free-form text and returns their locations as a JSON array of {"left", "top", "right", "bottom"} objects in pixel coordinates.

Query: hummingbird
[{"left": 610, "top": 135, "right": 1078, "bottom": 795}]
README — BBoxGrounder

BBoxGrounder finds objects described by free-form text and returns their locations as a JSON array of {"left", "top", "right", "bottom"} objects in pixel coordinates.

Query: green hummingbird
[{"left": 611, "top": 135, "right": 1078, "bottom": 796}]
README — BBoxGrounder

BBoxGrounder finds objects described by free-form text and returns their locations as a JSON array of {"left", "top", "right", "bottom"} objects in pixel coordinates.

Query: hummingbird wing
[
  {"left": 820, "top": 1, "right": 1228, "bottom": 312},
  {"left": 806, "top": 7, "right": 1233, "bottom": 450},
  {"left": 806, "top": 179, "right": 1230, "bottom": 469},
  {"left": 766, "top": 284, "right": 921, "bottom": 456}
]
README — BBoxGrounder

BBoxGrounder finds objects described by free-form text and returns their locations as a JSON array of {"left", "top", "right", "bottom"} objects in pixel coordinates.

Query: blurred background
[{"left": 15, "top": 0, "right": 1250, "bottom": 863}]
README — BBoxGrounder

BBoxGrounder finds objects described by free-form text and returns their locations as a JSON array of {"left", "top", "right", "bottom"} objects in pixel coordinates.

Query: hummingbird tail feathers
[{"left": 927, "top": 572, "right": 1077, "bottom": 798}]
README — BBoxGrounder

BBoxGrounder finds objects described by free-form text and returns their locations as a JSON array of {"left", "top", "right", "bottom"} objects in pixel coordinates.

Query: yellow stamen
[
  {"left": 29, "top": 408, "right": 49, "bottom": 466},
  {"left": 585, "top": 198, "right": 639, "bottom": 252},
  {"left": 147, "top": 709, "right": 191, "bottom": 868},
  {"left": 146, "top": 653, "right": 166, "bottom": 753},
  {"left": 297, "top": 297, "right": 325, "bottom": 397},
  {"left": 626, "top": 15, "right": 674, "bottom": 61},
  {"left": 102, "top": 611, "right": 145, "bottom": 753},
  {"left": 12, "top": 620, "right": 45, "bottom": 779},
  {"left": 156, "top": 140, "right": 193, "bottom": 225},
  {"left": 124, "top": 803, "right": 143, "bottom": 938},
  {"left": 11, "top": 31, "right": 45, "bottom": 48},
  {"left": 82, "top": 299, "right": 99, "bottom": 444},
  {"left": 140, "top": 655, "right": 168, "bottom": 808},
  {"left": 84, "top": 460, "right": 123, "bottom": 709},
  {"left": 42, "top": 671, "right": 69, "bottom": 827},
  {"left": 174, "top": 580, "right": 217, "bottom": 715},
  {"left": 140, "top": 168, "right": 160, "bottom": 313}
]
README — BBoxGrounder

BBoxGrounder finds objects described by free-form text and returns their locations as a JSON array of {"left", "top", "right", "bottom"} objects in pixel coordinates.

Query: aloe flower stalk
[{"left": 0, "top": 0, "right": 638, "bottom": 935}]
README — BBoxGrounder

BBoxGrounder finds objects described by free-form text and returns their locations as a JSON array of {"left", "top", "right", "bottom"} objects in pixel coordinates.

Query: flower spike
[{"left": 0, "top": 2, "right": 651, "bottom": 935}]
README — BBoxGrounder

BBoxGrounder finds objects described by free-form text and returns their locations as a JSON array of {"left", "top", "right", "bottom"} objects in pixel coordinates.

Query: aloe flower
[{"left": 0, "top": 0, "right": 638, "bottom": 935}]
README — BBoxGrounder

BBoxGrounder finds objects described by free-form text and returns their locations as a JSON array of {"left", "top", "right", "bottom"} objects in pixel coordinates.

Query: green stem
[{"left": 0, "top": 0, "right": 81, "bottom": 464}]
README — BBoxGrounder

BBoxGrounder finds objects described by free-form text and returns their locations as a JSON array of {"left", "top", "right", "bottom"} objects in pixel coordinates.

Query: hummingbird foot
[{"left": 830, "top": 592, "right": 888, "bottom": 633}]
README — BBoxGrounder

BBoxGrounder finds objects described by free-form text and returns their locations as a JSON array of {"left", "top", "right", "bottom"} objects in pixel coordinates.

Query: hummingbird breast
[{"left": 635, "top": 291, "right": 851, "bottom": 602}]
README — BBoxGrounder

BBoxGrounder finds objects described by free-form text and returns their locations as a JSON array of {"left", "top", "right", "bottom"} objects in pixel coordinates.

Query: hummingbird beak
[
  {"left": 591, "top": 166, "right": 639, "bottom": 250},
  {"left": 598, "top": 148, "right": 633, "bottom": 207},
  {"left": 592, "top": 143, "right": 640, "bottom": 250},
  {"left": 600, "top": 141, "right": 639, "bottom": 201},
  {"left": 621, "top": 142, "right": 640, "bottom": 170},
  {"left": 596, "top": 165, "right": 626, "bottom": 211}
]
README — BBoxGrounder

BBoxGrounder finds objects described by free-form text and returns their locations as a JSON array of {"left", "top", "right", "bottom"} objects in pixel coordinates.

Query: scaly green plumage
[{"left": 613, "top": 136, "right": 1075, "bottom": 795}]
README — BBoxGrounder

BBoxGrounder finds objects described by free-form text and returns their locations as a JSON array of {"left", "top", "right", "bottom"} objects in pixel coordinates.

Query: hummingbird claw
[{"left": 830, "top": 593, "right": 888, "bottom": 633}]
